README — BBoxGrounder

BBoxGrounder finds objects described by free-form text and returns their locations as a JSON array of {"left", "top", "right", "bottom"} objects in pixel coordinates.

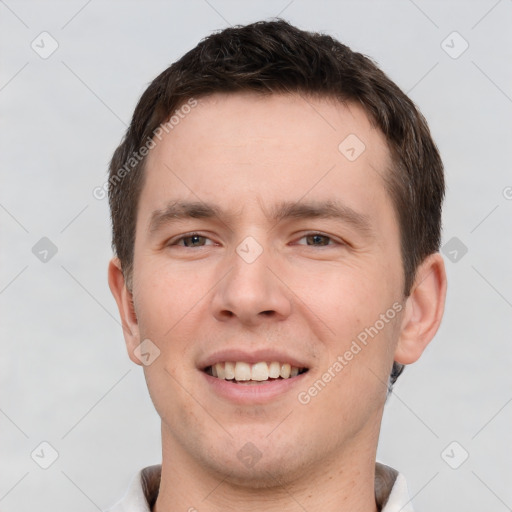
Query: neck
[{"left": 154, "top": 425, "right": 380, "bottom": 512}]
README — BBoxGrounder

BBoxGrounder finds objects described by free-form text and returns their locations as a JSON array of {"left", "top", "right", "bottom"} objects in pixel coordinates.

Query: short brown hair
[{"left": 108, "top": 19, "right": 444, "bottom": 387}]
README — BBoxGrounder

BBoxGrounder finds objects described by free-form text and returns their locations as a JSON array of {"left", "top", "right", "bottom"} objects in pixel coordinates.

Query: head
[{"left": 108, "top": 20, "right": 446, "bottom": 486}]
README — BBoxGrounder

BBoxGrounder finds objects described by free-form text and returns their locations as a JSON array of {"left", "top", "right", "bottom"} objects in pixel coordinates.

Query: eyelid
[
  {"left": 167, "top": 231, "right": 218, "bottom": 247},
  {"left": 292, "top": 231, "right": 345, "bottom": 246},
  {"left": 165, "top": 230, "right": 346, "bottom": 248}
]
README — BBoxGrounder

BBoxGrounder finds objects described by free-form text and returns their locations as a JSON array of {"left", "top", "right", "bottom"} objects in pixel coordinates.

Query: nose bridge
[{"left": 211, "top": 236, "right": 292, "bottom": 323}]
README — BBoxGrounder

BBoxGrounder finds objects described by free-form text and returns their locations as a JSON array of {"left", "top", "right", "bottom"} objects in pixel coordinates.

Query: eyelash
[
  {"left": 294, "top": 232, "right": 340, "bottom": 247},
  {"left": 168, "top": 233, "right": 215, "bottom": 248},
  {"left": 168, "top": 232, "right": 342, "bottom": 248}
]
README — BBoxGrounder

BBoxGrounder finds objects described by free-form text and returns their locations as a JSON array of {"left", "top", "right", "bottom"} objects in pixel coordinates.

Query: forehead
[{"left": 139, "top": 92, "right": 395, "bottom": 230}]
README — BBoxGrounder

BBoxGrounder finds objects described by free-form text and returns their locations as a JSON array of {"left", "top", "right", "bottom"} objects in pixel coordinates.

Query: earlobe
[
  {"left": 108, "top": 258, "right": 143, "bottom": 366},
  {"left": 394, "top": 252, "right": 447, "bottom": 365}
]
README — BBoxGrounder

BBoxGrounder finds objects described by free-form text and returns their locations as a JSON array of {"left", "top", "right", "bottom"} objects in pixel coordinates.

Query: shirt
[{"left": 107, "top": 462, "right": 413, "bottom": 512}]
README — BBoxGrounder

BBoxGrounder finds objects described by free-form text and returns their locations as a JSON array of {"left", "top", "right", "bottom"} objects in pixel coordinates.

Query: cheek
[
  {"left": 133, "top": 256, "right": 208, "bottom": 340},
  {"left": 298, "top": 317, "right": 398, "bottom": 434},
  {"left": 142, "top": 358, "right": 205, "bottom": 445},
  {"left": 289, "top": 261, "right": 400, "bottom": 396},
  {"left": 285, "top": 258, "right": 392, "bottom": 336}
]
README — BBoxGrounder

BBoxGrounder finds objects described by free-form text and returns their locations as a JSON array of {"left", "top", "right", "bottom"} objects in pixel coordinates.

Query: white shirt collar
[{"left": 107, "top": 462, "right": 413, "bottom": 512}]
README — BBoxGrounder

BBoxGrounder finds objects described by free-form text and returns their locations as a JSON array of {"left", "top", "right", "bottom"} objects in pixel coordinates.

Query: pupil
[
  {"left": 186, "top": 235, "right": 203, "bottom": 247},
  {"left": 308, "top": 234, "right": 328, "bottom": 246}
]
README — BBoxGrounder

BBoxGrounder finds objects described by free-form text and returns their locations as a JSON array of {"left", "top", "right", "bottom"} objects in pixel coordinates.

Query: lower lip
[{"left": 201, "top": 371, "right": 308, "bottom": 404}]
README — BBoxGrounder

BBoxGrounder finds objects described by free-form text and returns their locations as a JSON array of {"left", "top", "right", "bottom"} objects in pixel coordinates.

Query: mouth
[{"left": 203, "top": 361, "right": 309, "bottom": 385}]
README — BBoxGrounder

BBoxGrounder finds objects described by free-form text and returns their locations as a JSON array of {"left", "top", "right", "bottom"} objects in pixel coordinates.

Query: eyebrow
[
  {"left": 148, "top": 199, "right": 374, "bottom": 237},
  {"left": 149, "top": 201, "right": 224, "bottom": 233},
  {"left": 267, "top": 200, "right": 375, "bottom": 236}
]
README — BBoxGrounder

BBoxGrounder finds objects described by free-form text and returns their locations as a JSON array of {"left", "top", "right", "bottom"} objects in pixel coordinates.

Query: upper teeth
[{"left": 209, "top": 361, "right": 303, "bottom": 381}]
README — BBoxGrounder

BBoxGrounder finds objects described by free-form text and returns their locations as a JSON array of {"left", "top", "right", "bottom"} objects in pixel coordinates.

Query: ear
[
  {"left": 108, "top": 258, "right": 142, "bottom": 366},
  {"left": 394, "top": 252, "right": 447, "bottom": 364}
]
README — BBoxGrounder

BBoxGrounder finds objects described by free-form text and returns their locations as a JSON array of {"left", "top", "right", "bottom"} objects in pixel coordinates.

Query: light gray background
[{"left": 1, "top": 1, "right": 511, "bottom": 511}]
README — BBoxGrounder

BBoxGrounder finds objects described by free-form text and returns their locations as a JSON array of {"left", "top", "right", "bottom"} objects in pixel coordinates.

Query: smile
[{"left": 204, "top": 361, "right": 308, "bottom": 383}]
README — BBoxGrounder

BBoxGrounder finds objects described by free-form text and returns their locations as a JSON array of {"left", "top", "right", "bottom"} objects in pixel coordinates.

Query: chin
[
  {"left": 213, "top": 457, "right": 303, "bottom": 490},
  {"left": 200, "top": 433, "right": 313, "bottom": 489}
]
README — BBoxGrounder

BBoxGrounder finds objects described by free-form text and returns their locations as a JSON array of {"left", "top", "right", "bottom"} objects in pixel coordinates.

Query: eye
[
  {"left": 170, "top": 233, "right": 214, "bottom": 248},
  {"left": 296, "top": 233, "right": 337, "bottom": 247}
]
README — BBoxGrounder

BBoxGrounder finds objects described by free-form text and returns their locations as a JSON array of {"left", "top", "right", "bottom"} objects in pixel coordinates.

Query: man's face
[{"left": 128, "top": 92, "right": 406, "bottom": 483}]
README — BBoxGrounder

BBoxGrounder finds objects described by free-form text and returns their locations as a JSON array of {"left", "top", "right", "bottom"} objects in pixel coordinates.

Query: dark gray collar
[{"left": 140, "top": 462, "right": 399, "bottom": 511}]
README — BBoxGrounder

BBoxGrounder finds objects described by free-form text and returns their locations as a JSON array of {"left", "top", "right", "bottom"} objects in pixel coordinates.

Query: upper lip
[{"left": 198, "top": 348, "right": 310, "bottom": 370}]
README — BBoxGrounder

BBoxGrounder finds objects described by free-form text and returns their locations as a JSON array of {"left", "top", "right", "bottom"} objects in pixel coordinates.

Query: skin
[{"left": 109, "top": 92, "right": 447, "bottom": 512}]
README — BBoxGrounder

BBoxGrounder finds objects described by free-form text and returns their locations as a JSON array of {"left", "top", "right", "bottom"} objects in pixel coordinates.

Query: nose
[{"left": 211, "top": 245, "right": 292, "bottom": 326}]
